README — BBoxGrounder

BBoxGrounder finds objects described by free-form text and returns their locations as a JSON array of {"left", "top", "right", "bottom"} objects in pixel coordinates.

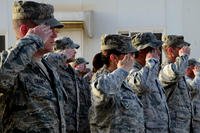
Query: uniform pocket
[{"left": 121, "top": 99, "right": 131, "bottom": 109}]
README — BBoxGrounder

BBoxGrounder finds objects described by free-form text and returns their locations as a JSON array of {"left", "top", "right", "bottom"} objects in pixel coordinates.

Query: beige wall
[{"left": 1, "top": 0, "right": 200, "bottom": 68}]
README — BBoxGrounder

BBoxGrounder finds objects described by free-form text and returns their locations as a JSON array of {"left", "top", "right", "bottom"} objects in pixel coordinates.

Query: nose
[{"left": 74, "top": 48, "right": 77, "bottom": 53}]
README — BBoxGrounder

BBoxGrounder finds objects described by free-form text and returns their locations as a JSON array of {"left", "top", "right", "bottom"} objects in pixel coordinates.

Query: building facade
[{"left": 0, "top": 0, "right": 200, "bottom": 68}]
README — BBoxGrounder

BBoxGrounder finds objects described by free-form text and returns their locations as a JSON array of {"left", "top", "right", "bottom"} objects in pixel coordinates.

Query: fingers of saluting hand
[{"left": 26, "top": 25, "right": 52, "bottom": 43}]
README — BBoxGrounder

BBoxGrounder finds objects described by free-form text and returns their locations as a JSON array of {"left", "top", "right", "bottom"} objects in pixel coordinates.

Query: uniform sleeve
[
  {"left": 91, "top": 68, "right": 128, "bottom": 106},
  {"left": 0, "top": 34, "right": 44, "bottom": 93},
  {"left": 127, "top": 58, "right": 160, "bottom": 94},
  {"left": 187, "top": 72, "right": 200, "bottom": 95},
  {"left": 44, "top": 52, "right": 67, "bottom": 68},
  {"left": 159, "top": 55, "right": 188, "bottom": 87}
]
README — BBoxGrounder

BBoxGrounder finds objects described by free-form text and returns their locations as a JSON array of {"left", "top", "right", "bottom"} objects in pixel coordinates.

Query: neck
[
  {"left": 33, "top": 52, "right": 43, "bottom": 59},
  {"left": 167, "top": 56, "right": 176, "bottom": 63},
  {"left": 33, "top": 49, "right": 49, "bottom": 59},
  {"left": 106, "top": 62, "right": 117, "bottom": 72}
]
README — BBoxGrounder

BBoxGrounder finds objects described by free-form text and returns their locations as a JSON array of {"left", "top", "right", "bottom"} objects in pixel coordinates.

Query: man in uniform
[
  {"left": 44, "top": 37, "right": 83, "bottom": 133},
  {"left": 72, "top": 57, "right": 91, "bottom": 133},
  {"left": 159, "top": 35, "right": 192, "bottom": 133},
  {"left": 0, "top": 1, "right": 67, "bottom": 133},
  {"left": 127, "top": 32, "right": 170, "bottom": 133}
]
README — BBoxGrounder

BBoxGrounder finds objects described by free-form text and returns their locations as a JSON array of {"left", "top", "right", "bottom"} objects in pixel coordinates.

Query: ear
[
  {"left": 166, "top": 47, "right": 175, "bottom": 58},
  {"left": 166, "top": 47, "right": 173, "bottom": 53},
  {"left": 19, "top": 24, "right": 29, "bottom": 37},
  {"left": 109, "top": 54, "right": 117, "bottom": 62}
]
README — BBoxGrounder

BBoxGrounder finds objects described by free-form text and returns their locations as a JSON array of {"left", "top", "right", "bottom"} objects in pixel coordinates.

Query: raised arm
[{"left": 0, "top": 25, "right": 52, "bottom": 93}]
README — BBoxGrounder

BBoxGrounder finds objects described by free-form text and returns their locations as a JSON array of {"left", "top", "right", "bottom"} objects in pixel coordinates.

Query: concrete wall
[{"left": 1, "top": 0, "right": 200, "bottom": 68}]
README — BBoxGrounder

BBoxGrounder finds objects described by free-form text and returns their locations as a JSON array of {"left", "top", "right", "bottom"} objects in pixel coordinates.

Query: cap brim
[
  {"left": 34, "top": 17, "right": 64, "bottom": 28},
  {"left": 177, "top": 41, "right": 191, "bottom": 48},
  {"left": 150, "top": 40, "right": 163, "bottom": 48},
  {"left": 121, "top": 46, "right": 138, "bottom": 54},
  {"left": 81, "top": 61, "right": 89, "bottom": 65},
  {"left": 129, "top": 47, "right": 138, "bottom": 53},
  {"left": 71, "top": 43, "right": 80, "bottom": 49},
  {"left": 76, "top": 61, "right": 89, "bottom": 65},
  {"left": 137, "top": 40, "right": 162, "bottom": 50}
]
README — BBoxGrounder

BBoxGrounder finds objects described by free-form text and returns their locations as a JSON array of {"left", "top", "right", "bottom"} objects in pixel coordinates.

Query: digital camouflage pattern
[
  {"left": 76, "top": 72, "right": 91, "bottom": 133},
  {"left": 73, "top": 57, "right": 89, "bottom": 66},
  {"left": 159, "top": 55, "right": 192, "bottom": 133},
  {"left": 13, "top": 1, "right": 63, "bottom": 28},
  {"left": 89, "top": 66, "right": 144, "bottom": 133},
  {"left": 101, "top": 34, "right": 137, "bottom": 54},
  {"left": 54, "top": 37, "right": 80, "bottom": 50},
  {"left": 127, "top": 59, "right": 170, "bottom": 133},
  {"left": 185, "top": 64, "right": 200, "bottom": 133},
  {"left": 188, "top": 58, "right": 198, "bottom": 66},
  {"left": 0, "top": 35, "right": 67, "bottom": 133},
  {"left": 131, "top": 32, "right": 162, "bottom": 50},
  {"left": 162, "top": 35, "right": 190, "bottom": 48}
]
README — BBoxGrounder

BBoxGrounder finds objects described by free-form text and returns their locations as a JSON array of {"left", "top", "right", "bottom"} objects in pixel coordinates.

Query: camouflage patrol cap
[
  {"left": 188, "top": 58, "right": 199, "bottom": 66},
  {"left": 162, "top": 35, "right": 190, "bottom": 47},
  {"left": 101, "top": 34, "right": 137, "bottom": 54},
  {"left": 131, "top": 32, "right": 162, "bottom": 51},
  {"left": 74, "top": 57, "right": 89, "bottom": 65},
  {"left": 54, "top": 37, "right": 80, "bottom": 50},
  {"left": 12, "top": 1, "right": 63, "bottom": 28}
]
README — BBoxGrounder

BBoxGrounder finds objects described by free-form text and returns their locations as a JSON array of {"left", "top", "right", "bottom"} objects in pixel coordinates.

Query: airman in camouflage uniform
[
  {"left": 44, "top": 37, "right": 82, "bottom": 133},
  {"left": 72, "top": 57, "right": 91, "bottom": 133},
  {"left": 185, "top": 58, "right": 200, "bottom": 133},
  {"left": 89, "top": 34, "right": 144, "bottom": 133},
  {"left": 127, "top": 32, "right": 170, "bottom": 133},
  {"left": 0, "top": 1, "right": 67, "bottom": 133},
  {"left": 159, "top": 35, "right": 192, "bottom": 133}
]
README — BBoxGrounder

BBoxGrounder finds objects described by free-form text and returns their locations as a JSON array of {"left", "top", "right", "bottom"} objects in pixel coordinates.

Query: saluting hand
[
  {"left": 118, "top": 54, "right": 135, "bottom": 72},
  {"left": 179, "top": 46, "right": 191, "bottom": 56},
  {"left": 193, "top": 64, "right": 200, "bottom": 75},
  {"left": 26, "top": 25, "right": 53, "bottom": 44},
  {"left": 146, "top": 51, "right": 160, "bottom": 61}
]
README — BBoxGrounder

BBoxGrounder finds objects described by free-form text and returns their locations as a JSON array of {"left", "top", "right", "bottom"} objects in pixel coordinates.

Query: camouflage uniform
[
  {"left": 45, "top": 37, "right": 83, "bottom": 133},
  {"left": 0, "top": 34, "right": 67, "bottom": 133},
  {"left": 0, "top": 1, "right": 66, "bottom": 133},
  {"left": 90, "top": 66, "right": 144, "bottom": 133},
  {"left": 127, "top": 33, "right": 170, "bottom": 133},
  {"left": 73, "top": 57, "right": 91, "bottom": 133},
  {"left": 185, "top": 59, "right": 200, "bottom": 133},
  {"left": 76, "top": 74, "right": 91, "bottom": 133},
  {"left": 45, "top": 52, "right": 80, "bottom": 133},
  {"left": 90, "top": 34, "right": 144, "bottom": 133},
  {"left": 159, "top": 35, "right": 192, "bottom": 133}
]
